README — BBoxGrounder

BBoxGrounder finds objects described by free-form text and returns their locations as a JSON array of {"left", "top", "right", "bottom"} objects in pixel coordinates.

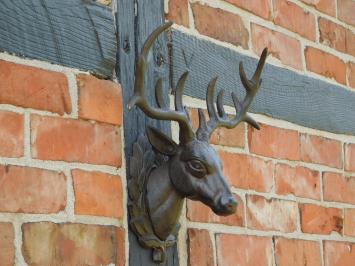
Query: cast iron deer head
[{"left": 128, "top": 22, "right": 268, "bottom": 262}]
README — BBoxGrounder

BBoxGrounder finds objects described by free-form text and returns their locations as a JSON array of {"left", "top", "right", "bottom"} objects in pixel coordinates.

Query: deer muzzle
[{"left": 216, "top": 194, "right": 237, "bottom": 215}]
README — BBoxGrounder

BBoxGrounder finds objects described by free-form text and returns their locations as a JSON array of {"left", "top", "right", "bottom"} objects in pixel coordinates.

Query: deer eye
[{"left": 186, "top": 159, "right": 207, "bottom": 178}]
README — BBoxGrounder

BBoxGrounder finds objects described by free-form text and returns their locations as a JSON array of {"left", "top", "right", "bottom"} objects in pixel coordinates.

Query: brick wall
[
  {"left": 166, "top": 0, "right": 355, "bottom": 89},
  {"left": 166, "top": 1, "right": 355, "bottom": 266},
  {"left": 0, "top": 55, "right": 126, "bottom": 265},
  {"left": 0, "top": 1, "right": 354, "bottom": 265},
  {"left": 172, "top": 97, "right": 355, "bottom": 266}
]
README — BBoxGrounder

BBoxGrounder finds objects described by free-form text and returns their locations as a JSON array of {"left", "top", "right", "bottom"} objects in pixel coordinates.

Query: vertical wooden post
[{"left": 116, "top": 0, "right": 179, "bottom": 264}]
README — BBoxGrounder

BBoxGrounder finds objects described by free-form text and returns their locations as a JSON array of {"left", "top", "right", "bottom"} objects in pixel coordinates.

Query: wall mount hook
[{"left": 128, "top": 22, "right": 268, "bottom": 263}]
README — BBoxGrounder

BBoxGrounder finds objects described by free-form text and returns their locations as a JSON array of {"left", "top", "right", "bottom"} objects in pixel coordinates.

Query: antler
[
  {"left": 128, "top": 22, "right": 195, "bottom": 144},
  {"left": 196, "top": 48, "right": 268, "bottom": 142}
]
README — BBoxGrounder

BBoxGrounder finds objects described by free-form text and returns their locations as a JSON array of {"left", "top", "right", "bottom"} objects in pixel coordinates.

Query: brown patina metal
[{"left": 128, "top": 22, "right": 268, "bottom": 262}]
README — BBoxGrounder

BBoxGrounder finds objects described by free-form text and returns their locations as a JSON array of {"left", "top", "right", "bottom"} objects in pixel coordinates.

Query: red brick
[
  {"left": 224, "top": 0, "right": 271, "bottom": 19},
  {"left": 273, "top": 0, "right": 316, "bottom": 41},
  {"left": 77, "top": 74, "right": 123, "bottom": 126},
  {"left": 348, "top": 62, "right": 355, "bottom": 89},
  {"left": 72, "top": 170, "right": 123, "bottom": 218},
  {"left": 251, "top": 23, "right": 302, "bottom": 69},
  {"left": 0, "top": 111, "right": 24, "bottom": 157},
  {"left": 248, "top": 124, "right": 300, "bottom": 160},
  {"left": 346, "top": 29, "right": 354, "bottom": 57},
  {"left": 323, "top": 172, "right": 355, "bottom": 204},
  {"left": 188, "top": 229, "right": 214, "bottom": 266},
  {"left": 275, "top": 164, "right": 320, "bottom": 200},
  {"left": 22, "top": 222, "right": 124, "bottom": 266},
  {"left": 300, "top": 0, "right": 336, "bottom": 16},
  {"left": 275, "top": 238, "right": 321, "bottom": 266},
  {"left": 211, "top": 125, "right": 245, "bottom": 148},
  {"left": 251, "top": 24, "right": 302, "bottom": 70},
  {"left": 319, "top": 17, "right": 355, "bottom": 57},
  {"left": 219, "top": 151, "right": 273, "bottom": 192},
  {"left": 116, "top": 228, "right": 125, "bottom": 266},
  {"left": 318, "top": 17, "right": 346, "bottom": 52},
  {"left": 189, "top": 108, "right": 245, "bottom": 148},
  {"left": 345, "top": 143, "right": 355, "bottom": 171},
  {"left": 300, "top": 204, "right": 343, "bottom": 234},
  {"left": 0, "top": 60, "right": 71, "bottom": 115},
  {"left": 344, "top": 209, "right": 355, "bottom": 237},
  {"left": 300, "top": 134, "right": 342, "bottom": 168},
  {"left": 216, "top": 234, "right": 273, "bottom": 266},
  {"left": 305, "top": 47, "right": 346, "bottom": 84},
  {"left": 0, "top": 165, "right": 66, "bottom": 214},
  {"left": 31, "top": 115, "right": 122, "bottom": 166},
  {"left": 246, "top": 195, "right": 298, "bottom": 232},
  {"left": 187, "top": 193, "right": 244, "bottom": 226},
  {"left": 338, "top": 0, "right": 355, "bottom": 26},
  {"left": 166, "top": 0, "right": 189, "bottom": 27},
  {"left": 324, "top": 241, "right": 355, "bottom": 266},
  {"left": 191, "top": 3, "right": 249, "bottom": 49},
  {"left": 0, "top": 223, "right": 15, "bottom": 266}
]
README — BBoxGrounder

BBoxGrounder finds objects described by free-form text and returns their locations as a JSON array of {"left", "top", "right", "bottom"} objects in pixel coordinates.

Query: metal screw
[
  {"left": 156, "top": 53, "right": 165, "bottom": 67},
  {"left": 152, "top": 247, "right": 165, "bottom": 263},
  {"left": 123, "top": 39, "right": 130, "bottom": 53}
]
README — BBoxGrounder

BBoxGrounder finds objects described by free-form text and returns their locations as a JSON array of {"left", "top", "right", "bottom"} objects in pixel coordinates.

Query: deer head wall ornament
[{"left": 127, "top": 22, "right": 268, "bottom": 263}]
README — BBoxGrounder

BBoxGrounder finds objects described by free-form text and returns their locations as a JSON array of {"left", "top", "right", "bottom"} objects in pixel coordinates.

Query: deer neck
[{"left": 146, "top": 162, "right": 184, "bottom": 241}]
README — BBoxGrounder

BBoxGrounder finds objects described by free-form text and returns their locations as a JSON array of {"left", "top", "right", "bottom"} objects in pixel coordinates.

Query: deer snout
[{"left": 218, "top": 195, "right": 237, "bottom": 215}]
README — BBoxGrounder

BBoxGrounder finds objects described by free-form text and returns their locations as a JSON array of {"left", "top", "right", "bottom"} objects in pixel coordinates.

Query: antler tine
[
  {"left": 244, "top": 114, "right": 260, "bottom": 130},
  {"left": 216, "top": 90, "right": 227, "bottom": 119},
  {"left": 206, "top": 77, "right": 219, "bottom": 123},
  {"left": 239, "top": 48, "right": 268, "bottom": 95},
  {"left": 129, "top": 22, "right": 195, "bottom": 144},
  {"left": 230, "top": 48, "right": 268, "bottom": 129},
  {"left": 197, "top": 48, "right": 268, "bottom": 141},
  {"left": 197, "top": 77, "right": 224, "bottom": 141},
  {"left": 252, "top": 48, "right": 268, "bottom": 83},
  {"left": 155, "top": 78, "right": 166, "bottom": 109},
  {"left": 196, "top": 108, "right": 209, "bottom": 142},
  {"left": 239, "top": 62, "right": 252, "bottom": 93},
  {"left": 232, "top": 48, "right": 268, "bottom": 129},
  {"left": 128, "top": 22, "right": 173, "bottom": 110},
  {"left": 198, "top": 109, "right": 207, "bottom": 131},
  {"left": 231, "top": 92, "right": 242, "bottom": 119},
  {"left": 175, "top": 71, "right": 189, "bottom": 112}
]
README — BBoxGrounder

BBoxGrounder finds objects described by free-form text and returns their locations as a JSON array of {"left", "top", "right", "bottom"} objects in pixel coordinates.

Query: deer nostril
[
  {"left": 227, "top": 197, "right": 237, "bottom": 209},
  {"left": 219, "top": 195, "right": 237, "bottom": 213}
]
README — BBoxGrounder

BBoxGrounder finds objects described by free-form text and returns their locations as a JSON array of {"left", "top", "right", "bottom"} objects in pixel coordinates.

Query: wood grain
[
  {"left": 116, "top": 0, "right": 179, "bottom": 264},
  {"left": 0, "top": 0, "right": 116, "bottom": 77},
  {"left": 171, "top": 30, "right": 355, "bottom": 136}
]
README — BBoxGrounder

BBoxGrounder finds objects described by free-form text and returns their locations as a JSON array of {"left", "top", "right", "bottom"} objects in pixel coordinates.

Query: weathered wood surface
[
  {"left": 0, "top": 0, "right": 116, "bottom": 77},
  {"left": 171, "top": 30, "right": 355, "bottom": 136},
  {"left": 116, "top": 0, "right": 178, "bottom": 264}
]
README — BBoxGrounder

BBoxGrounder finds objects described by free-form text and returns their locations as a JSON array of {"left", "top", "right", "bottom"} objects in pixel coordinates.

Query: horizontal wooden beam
[
  {"left": 171, "top": 30, "right": 355, "bottom": 136},
  {"left": 0, "top": 0, "right": 116, "bottom": 78}
]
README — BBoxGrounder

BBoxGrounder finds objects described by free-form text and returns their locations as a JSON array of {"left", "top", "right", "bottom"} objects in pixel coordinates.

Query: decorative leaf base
[{"left": 128, "top": 134, "right": 179, "bottom": 263}]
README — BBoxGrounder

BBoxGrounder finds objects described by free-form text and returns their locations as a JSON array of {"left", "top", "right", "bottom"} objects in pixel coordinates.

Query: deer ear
[{"left": 146, "top": 126, "right": 178, "bottom": 156}]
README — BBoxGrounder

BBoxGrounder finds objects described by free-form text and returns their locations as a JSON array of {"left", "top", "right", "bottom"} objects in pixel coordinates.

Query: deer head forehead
[
  {"left": 180, "top": 140, "right": 220, "bottom": 166},
  {"left": 146, "top": 126, "right": 221, "bottom": 168}
]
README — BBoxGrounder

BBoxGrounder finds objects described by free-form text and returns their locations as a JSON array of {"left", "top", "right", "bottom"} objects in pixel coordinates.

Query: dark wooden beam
[
  {"left": 171, "top": 30, "right": 355, "bottom": 136},
  {"left": 116, "top": 0, "right": 179, "bottom": 265},
  {"left": 0, "top": 0, "right": 116, "bottom": 78}
]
